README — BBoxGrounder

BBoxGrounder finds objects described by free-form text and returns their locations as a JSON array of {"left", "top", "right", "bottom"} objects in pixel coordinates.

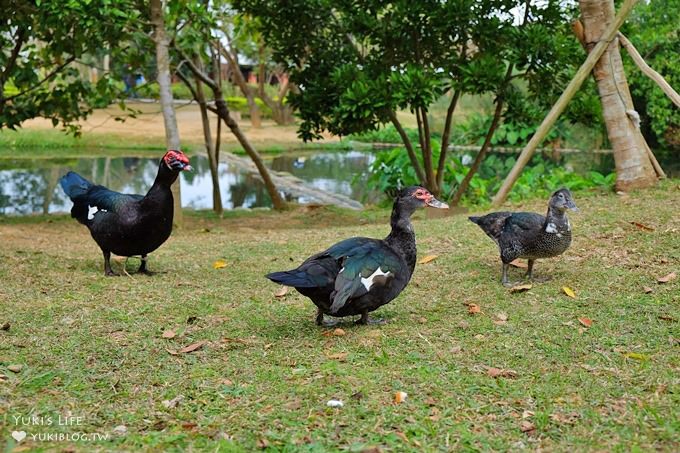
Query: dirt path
[{"left": 21, "top": 100, "right": 340, "bottom": 148}]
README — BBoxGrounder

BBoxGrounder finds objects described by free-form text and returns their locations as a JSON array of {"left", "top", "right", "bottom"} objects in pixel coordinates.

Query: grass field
[{"left": 1, "top": 182, "right": 679, "bottom": 451}]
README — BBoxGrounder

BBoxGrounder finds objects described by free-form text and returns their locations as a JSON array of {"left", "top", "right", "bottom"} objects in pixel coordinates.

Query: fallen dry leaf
[
  {"left": 520, "top": 420, "right": 536, "bottom": 433},
  {"left": 418, "top": 254, "right": 438, "bottom": 264},
  {"left": 562, "top": 286, "right": 576, "bottom": 298},
  {"left": 360, "top": 447, "right": 382, "bottom": 453},
  {"left": 179, "top": 340, "right": 208, "bottom": 354},
  {"left": 394, "top": 431, "right": 409, "bottom": 443},
  {"left": 550, "top": 412, "right": 579, "bottom": 425},
  {"left": 7, "top": 364, "right": 23, "bottom": 373},
  {"left": 394, "top": 391, "right": 408, "bottom": 404},
  {"left": 274, "top": 286, "right": 289, "bottom": 298},
  {"left": 467, "top": 303, "right": 481, "bottom": 315},
  {"left": 643, "top": 287, "right": 653, "bottom": 294},
  {"left": 630, "top": 221, "right": 654, "bottom": 231},
  {"left": 578, "top": 317, "right": 593, "bottom": 328},
  {"left": 509, "top": 283, "right": 532, "bottom": 293},
  {"left": 658, "top": 315, "right": 676, "bottom": 322},
  {"left": 326, "top": 352, "right": 348, "bottom": 361},
  {"left": 162, "top": 395, "right": 184, "bottom": 409},
  {"left": 212, "top": 260, "right": 228, "bottom": 269},
  {"left": 487, "top": 367, "right": 518, "bottom": 378},
  {"left": 657, "top": 272, "right": 677, "bottom": 284},
  {"left": 161, "top": 329, "right": 176, "bottom": 339},
  {"left": 256, "top": 438, "right": 269, "bottom": 449},
  {"left": 332, "top": 328, "right": 346, "bottom": 337},
  {"left": 166, "top": 349, "right": 179, "bottom": 356},
  {"left": 494, "top": 313, "right": 508, "bottom": 325},
  {"left": 1, "top": 322, "right": 9, "bottom": 331},
  {"left": 509, "top": 259, "right": 528, "bottom": 269}
]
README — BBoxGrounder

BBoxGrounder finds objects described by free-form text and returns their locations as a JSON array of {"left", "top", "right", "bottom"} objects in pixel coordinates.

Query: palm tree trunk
[{"left": 579, "top": 0, "right": 657, "bottom": 191}]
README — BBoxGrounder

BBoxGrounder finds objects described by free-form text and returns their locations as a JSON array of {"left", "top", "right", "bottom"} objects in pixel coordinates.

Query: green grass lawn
[{"left": 1, "top": 182, "right": 679, "bottom": 451}]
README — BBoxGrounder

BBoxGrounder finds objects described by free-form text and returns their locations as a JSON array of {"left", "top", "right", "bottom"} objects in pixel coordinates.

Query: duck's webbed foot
[
  {"left": 138, "top": 255, "right": 155, "bottom": 275},
  {"left": 316, "top": 309, "right": 340, "bottom": 327},
  {"left": 356, "top": 312, "right": 387, "bottom": 325}
]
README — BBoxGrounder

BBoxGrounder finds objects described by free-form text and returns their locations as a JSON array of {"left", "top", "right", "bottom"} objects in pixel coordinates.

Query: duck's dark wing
[
  {"left": 469, "top": 211, "right": 513, "bottom": 243},
  {"left": 59, "top": 172, "right": 143, "bottom": 224},
  {"left": 503, "top": 212, "right": 545, "bottom": 236},
  {"left": 328, "top": 240, "right": 401, "bottom": 314}
]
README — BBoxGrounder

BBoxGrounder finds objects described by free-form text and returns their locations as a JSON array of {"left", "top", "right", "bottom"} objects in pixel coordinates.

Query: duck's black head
[
  {"left": 162, "top": 150, "right": 192, "bottom": 172},
  {"left": 549, "top": 188, "right": 578, "bottom": 213},
  {"left": 394, "top": 186, "right": 449, "bottom": 216}
]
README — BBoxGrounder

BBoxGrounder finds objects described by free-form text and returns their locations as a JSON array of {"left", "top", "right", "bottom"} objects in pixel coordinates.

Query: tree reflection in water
[{"left": 0, "top": 151, "right": 377, "bottom": 215}]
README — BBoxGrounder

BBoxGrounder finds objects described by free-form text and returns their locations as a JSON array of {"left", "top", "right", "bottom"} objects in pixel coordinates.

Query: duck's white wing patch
[
  {"left": 87, "top": 205, "right": 107, "bottom": 220},
  {"left": 545, "top": 222, "right": 558, "bottom": 233},
  {"left": 360, "top": 267, "right": 392, "bottom": 291}
]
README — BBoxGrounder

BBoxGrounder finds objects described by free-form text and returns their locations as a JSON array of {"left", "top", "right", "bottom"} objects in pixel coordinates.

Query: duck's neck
[
  {"left": 145, "top": 161, "right": 178, "bottom": 203},
  {"left": 544, "top": 206, "right": 570, "bottom": 233},
  {"left": 147, "top": 161, "right": 178, "bottom": 194},
  {"left": 385, "top": 202, "right": 417, "bottom": 272}
]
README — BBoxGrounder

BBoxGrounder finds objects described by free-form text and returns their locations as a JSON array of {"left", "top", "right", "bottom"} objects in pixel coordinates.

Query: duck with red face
[
  {"left": 267, "top": 186, "right": 449, "bottom": 325},
  {"left": 59, "top": 150, "right": 192, "bottom": 276}
]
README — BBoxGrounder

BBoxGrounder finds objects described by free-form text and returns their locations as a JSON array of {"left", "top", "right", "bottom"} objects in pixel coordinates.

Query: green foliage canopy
[
  {"left": 0, "top": 0, "right": 139, "bottom": 135},
  {"left": 234, "top": 0, "right": 590, "bottom": 195}
]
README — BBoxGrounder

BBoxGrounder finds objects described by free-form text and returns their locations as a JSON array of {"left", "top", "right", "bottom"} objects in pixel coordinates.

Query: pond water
[
  {"left": 1, "top": 147, "right": 676, "bottom": 216},
  {"left": 0, "top": 150, "right": 376, "bottom": 215}
]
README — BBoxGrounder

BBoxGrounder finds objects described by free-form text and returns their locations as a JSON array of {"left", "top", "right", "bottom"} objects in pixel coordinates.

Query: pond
[{"left": 0, "top": 150, "right": 377, "bottom": 215}]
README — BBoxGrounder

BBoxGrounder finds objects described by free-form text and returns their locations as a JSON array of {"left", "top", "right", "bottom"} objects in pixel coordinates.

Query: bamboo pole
[
  {"left": 491, "top": 0, "right": 639, "bottom": 207},
  {"left": 618, "top": 33, "right": 680, "bottom": 108}
]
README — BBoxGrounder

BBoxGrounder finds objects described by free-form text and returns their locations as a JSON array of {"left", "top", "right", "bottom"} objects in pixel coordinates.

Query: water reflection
[{"left": 0, "top": 150, "right": 376, "bottom": 215}]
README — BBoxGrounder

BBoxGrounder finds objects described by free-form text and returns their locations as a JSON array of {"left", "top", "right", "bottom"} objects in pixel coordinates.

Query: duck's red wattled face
[
  {"left": 411, "top": 186, "right": 449, "bottom": 209},
  {"left": 163, "top": 150, "right": 192, "bottom": 172}
]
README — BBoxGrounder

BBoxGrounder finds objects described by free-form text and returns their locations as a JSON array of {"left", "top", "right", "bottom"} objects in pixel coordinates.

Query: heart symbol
[{"left": 11, "top": 431, "right": 27, "bottom": 442}]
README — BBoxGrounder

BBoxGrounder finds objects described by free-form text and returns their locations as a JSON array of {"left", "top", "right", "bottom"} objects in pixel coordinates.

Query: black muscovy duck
[
  {"left": 469, "top": 188, "right": 578, "bottom": 286},
  {"left": 266, "top": 186, "right": 448, "bottom": 325},
  {"left": 59, "top": 150, "right": 192, "bottom": 276}
]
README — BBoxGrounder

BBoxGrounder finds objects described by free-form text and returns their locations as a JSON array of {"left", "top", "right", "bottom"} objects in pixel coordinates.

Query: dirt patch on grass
[{"left": 20, "top": 101, "right": 340, "bottom": 148}]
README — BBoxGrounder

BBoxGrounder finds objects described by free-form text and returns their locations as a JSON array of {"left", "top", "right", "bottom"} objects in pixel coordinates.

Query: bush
[{"left": 367, "top": 144, "right": 615, "bottom": 206}]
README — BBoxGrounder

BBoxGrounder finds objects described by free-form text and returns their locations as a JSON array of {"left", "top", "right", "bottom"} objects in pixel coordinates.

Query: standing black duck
[
  {"left": 59, "top": 150, "right": 192, "bottom": 276},
  {"left": 469, "top": 188, "right": 578, "bottom": 286},
  {"left": 266, "top": 186, "right": 448, "bottom": 325}
]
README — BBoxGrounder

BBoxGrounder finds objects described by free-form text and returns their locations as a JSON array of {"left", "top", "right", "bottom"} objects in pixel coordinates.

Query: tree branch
[
  {"left": 175, "top": 48, "right": 218, "bottom": 91},
  {"left": 1, "top": 26, "right": 27, "bottom": 88},
  {"left": 436, "top": 89, "right": 461, "bottom": 189},
  {"left": 389, "top": 110, "right": 426, "bottom": 184},
  {"left": 5, "top": 56, "right": 77, "bottom": 102}
]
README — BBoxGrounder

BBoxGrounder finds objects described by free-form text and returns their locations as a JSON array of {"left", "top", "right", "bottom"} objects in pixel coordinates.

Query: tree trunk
[
  {"left": 214, "top": 98, "right": 286, "bottom": 210},
  {"left": 579, "top": 0, "right": 657, "bottom": 191},
  {"left": 195, "top": 77, "right": 223, "bottom": 214},
  {"left": 150, "top": 0, "right": 183, "bottom": 226},
  {"left": 179, "top": 55, "right": 288, "bottom": 210}
]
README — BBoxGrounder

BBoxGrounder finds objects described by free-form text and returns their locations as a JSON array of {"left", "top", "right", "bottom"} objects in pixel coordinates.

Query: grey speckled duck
[{"left": 469, "top": 188, "right": 579, "bottom": 286}]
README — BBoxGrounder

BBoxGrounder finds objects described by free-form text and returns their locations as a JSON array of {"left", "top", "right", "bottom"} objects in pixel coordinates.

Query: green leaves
[{"left": 0, "top": 0, "right": 140, "bottom": 133}]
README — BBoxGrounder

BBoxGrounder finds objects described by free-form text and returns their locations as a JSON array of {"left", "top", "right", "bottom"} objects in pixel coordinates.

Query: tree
[
  {"left": 579, "top": 0, "right": 658, "bottom": 191},
  {"left": 173, "top": 1, "right": 287, "bottom": 210},
  {"left": 235, "top": 0, "right": 582, "bottom": 197},
  {"left": 0, "top": 0, "right": 137, "bottom": 134},
  {"left": 622, "top": 0, "right": 680, "bottom": 153},
  {"left": 150, "top": 0, "right": 184, "bottom": 226}
]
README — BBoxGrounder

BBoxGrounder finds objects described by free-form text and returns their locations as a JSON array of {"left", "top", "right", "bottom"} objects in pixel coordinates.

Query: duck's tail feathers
[
  {"left": 59, "top": 172, "right": 93, "bottom": 201},
  {"left": 266, "top": 270, "right": 318, "bottom": 288}
]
